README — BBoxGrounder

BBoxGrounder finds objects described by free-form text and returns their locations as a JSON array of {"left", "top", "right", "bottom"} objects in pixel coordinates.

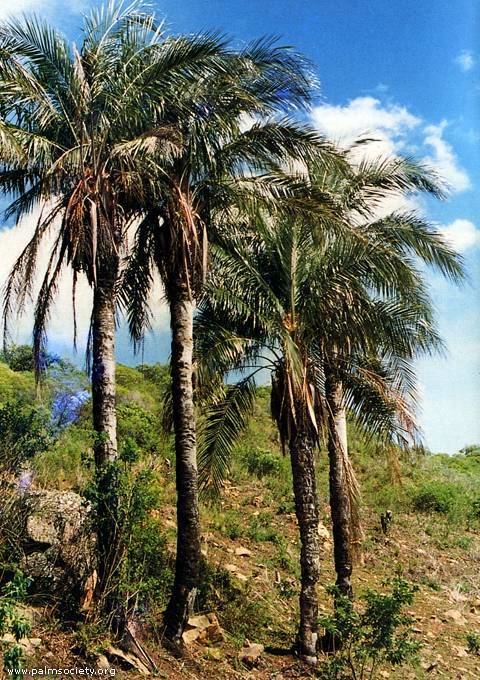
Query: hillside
[{"left": 0, "top": 359, "right": 479, "bottom": 679}]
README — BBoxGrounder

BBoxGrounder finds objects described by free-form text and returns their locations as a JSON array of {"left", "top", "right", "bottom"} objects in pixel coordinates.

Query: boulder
[
  {"left": 182, "top": 613, "right": 224, "bottom": 646},
  {"left": 239, "top": 642, "right": 264, "bottom": 667},
  {"left": 17, "top": 490, "right": 96, "bottom": 613}
]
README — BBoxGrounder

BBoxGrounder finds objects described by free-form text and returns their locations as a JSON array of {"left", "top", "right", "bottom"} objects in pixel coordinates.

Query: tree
[
  {"left": 121, "top": 40, "right": 343, "bottom": 642},
  {"left": 193, "top": 153, "right": 463, "bottom": 661},
  {"left": 0, "top": 0, "right": 239, "bottom": 623}
]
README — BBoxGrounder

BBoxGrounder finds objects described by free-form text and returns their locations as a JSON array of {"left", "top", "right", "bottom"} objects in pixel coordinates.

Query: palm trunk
[
  {"left": 92, "top": 277, "right": 121, "bottom": 622},
  {"left": 325, "top": 375, "right": 353, "bottom": 600},
  {"left": 289, "top": 427, "right": 320, "bottom": 665},
  {"left": 164, "top": 287, "right": 201, "bottom": 643}
]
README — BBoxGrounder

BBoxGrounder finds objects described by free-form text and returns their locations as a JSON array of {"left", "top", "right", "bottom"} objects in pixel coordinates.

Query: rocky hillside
[{"left": 0, "top": 358, "right": 479, "bottom": 678}]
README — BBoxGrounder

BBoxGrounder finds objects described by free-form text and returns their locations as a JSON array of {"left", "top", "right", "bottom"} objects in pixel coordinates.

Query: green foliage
[
  {"left": 0, "top": 571, "right": 31, "bottom": 673},
  {"left": 0, "top": 346, "right": 34, "bottom": 372},
  {"left": 117, "top": 402, "right": 166, "bottom": 457},
  {"left": 247, "top": 511, "right": 280, "bottom": 543},
  {"left": 118, "top": 464, "right": 174, "bottom": 613},
  {"left": 244, "top": 447, "right": 281, "bottom": 478},
  {"left": 319, "top": 578, "right": 420, "bottom": 680},
  {"left": 412, "top": 481, "right": 462, "bottom": 514},
  {"left": 197, "top": 563, "right": 272, "bottom": 646},
  {"left": 466, "top": 631, "right": 480, "bottom": 655},
  {"left": 0, "top": 399, "right": 52, "bottom": 476}
]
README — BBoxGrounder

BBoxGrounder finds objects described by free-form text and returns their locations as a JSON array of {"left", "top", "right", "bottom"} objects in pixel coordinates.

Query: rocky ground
[{"left": 8, "top": 475, "right": 480, "bottom": 679}]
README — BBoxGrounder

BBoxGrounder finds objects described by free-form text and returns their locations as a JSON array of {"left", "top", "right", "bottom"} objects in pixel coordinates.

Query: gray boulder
[{"left": 18, "top": 490, "right": 96, "bottom": 613}]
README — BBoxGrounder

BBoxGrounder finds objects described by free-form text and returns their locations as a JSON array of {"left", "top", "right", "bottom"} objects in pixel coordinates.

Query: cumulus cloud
[
  {"left": 311, "top": 96, "right": 420, "bottom": 158},
  {"left": 440, "top": 218, "right": 480, "bottom": 253},
  {"left": 423, "top": 121, "right": 471, "bottom": 193},
  {"left": 454, "top": 50, "right": 476, "bottom": 72},
  {"left": 311, "top": 97, "right": 471, "bottom": 194}
]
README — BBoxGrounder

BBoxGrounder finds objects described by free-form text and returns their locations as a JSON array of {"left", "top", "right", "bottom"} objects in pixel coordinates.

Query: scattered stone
[
  {"left": 235, "top": 546, "right": 252, "bottom": 557},
  {"left": 1, "top": 635, "right": 42, "bottom": 655},
  {"left": 443, "top": 609, "right": 467, "bottom": 625},
  {"left": 239, "top": 642, "right": 264, "bottom": 667},
  {"left": 453, "top": 645, "right": 468, "bottom": 658},
  {"left": 182, "top": 613, "right": 224, "bottom": 646}
]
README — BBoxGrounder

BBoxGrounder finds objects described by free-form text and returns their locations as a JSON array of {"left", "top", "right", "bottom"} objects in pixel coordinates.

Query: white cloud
[
  {"left": 454, "top": 50, "right": 476, "bottom": 72},
  {"left": 311, "top": 96, "right": 420, "bottom": 159},
  {"left": 423, "top": 121, "right": 471, "bottom": 193},
  {"left": 311, "top": 97, "right": 471, "bottom": 194},
  {"left": 0, "top": 0, "right": 87, "bottom": 20},
  {"left": 440, "top": 218, "right": 480, "bottom": 253}
]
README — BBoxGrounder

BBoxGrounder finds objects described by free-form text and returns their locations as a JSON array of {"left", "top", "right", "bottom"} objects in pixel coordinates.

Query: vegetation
[{"left": 0, "top": 0, "right": 476, "bottom": 677}]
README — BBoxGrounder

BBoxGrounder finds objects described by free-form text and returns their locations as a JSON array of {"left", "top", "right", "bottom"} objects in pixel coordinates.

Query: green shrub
[
  {"left": 411, "top": 481, "right": 461, "bottom": 514},
  {"left": 243, "top": 447, "right": 281, "bottom": 479},
  {"left": 0, "top": 400, "right": 52, "bottom": 476},
  {"left": 466, "top": 631, "right": 480, "bottom": 655},
  {"left": 0, "top": 571, "right": 32, "bottom": 673},
  {"left": 319, "top": 577, "right": 420, "bottom": 679},
  {"left": 197, "top": 563, "right": 272, "bottom": 646}
]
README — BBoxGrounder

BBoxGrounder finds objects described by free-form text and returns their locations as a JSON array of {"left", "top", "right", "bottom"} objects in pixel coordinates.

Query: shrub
[
  {"left": 197, "top": 563, "right": 272, "bottom": 646},
  {"left": 0, "top": 400, "right": 52, "bottom": 476},
  {"left": 466, "top": 631, "right": 480, "bottom": 655},
  {"left": 411, "top": 481, "right": 461, "bottom": 514},
  {"left": 319, "top": 577, "right": 420, "bottom": 679},
  {"left": 244, "top": 447, "right": 280, "bottom": 478},
  {"left": 0, "top": 571, "right": 32, "bottom": 673}
]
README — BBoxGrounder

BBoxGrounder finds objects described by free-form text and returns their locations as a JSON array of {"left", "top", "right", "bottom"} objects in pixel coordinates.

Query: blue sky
[{"left": 0, "top": 0, "right": 479, "bottom": 453}]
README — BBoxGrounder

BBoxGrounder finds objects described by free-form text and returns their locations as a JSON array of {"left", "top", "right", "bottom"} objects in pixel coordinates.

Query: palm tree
[
  {"left": 311, "top": 155, "right": 464, "bottom": 601},
  {"left": 121, "top": 41, "right": 345, "bottom": 642},
  {"left": 193, "top": 155, "right": 463, "bottom": 662},
  {"left": 0, "top": 0, "right": 243, "bottom": 622}
]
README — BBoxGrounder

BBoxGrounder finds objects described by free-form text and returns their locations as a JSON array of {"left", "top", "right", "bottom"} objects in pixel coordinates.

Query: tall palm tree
[
  {"left": 0, "top": 0, "right": 243, "bottom": 622},
  {"left": 121, "top": 43, "right": 345, "bottom": 642},
  {"left": 310, "top": 155, "right": 464, "bottom": 601},
  {"left": 193, "top": 156, "right": 463, "bottom": 662}
]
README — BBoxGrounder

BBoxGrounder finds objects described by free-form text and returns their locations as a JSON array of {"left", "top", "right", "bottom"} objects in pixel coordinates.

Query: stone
[
  {"left": 239, "top": 642, "right": 264, "bottom": 667},
  {"left": 443, "top": 609, "right": 467, "bottom": 625},
  {"left": 95, "top": 655, "right": 111, "bottom": 670},
  {"left": 17, "top": 490, "right": 96, "bottom": 614},
  {"left": 318, "top": 523, "right": 330, "bottom": 540},
  {"left": 235, "top": 546, "right": 252, "bottom": 557},
  {"left": 182, "top": 613, "right": 224, "bottom": 646},
  {"left": 453, "top": 646, "right": 468, "bottom": 658}
]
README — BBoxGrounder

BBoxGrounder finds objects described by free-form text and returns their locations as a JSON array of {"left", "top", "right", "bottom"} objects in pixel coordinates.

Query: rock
[
  {"left": 443, "top": 609, "right": 467, "bottom": 625},
  {"left": 239, "top": 642, "right": 264, "bottom": 667},
  {"left": 453, "top": 646, "right": 468, "bottom": 658},
  {"left": 235, "top": 546, "right": 252, "bottom": 557},
  {"left": 1, "top": 635, "right": 42, "bottom": 656},
  {"left": 95, "top": 655, "right": 111, "bottom": 670},
  {"left": 182, "top": 613, "right": 224, "bottom": 646},
  {"left": 18, "top": 490, "right": 96, "bottom": 614},
  {"left": 105, "top": 646, "right": 150, "bottom": 675}
]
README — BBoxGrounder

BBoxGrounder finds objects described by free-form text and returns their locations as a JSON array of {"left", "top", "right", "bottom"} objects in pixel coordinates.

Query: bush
[
  {"left": 466, "top": 631, "right": 480, "bottom": 655},
  {"left": 0, "top": 400, "right": 52, "bottom": 476},
  {"left": 319, "top": 578, "right": 420, "bottom": 679},
  {"left": 0, "top": 571, "right": 32, "bottom": 673},
  {"left": 197, "top": 563, "right": 272, "bottom": 645},
  {"left": 411, "top": 481, "right": 461, "bottom": 514},
  {"left": 244, "top": 448, "right": 281, "bottom": 478}
]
